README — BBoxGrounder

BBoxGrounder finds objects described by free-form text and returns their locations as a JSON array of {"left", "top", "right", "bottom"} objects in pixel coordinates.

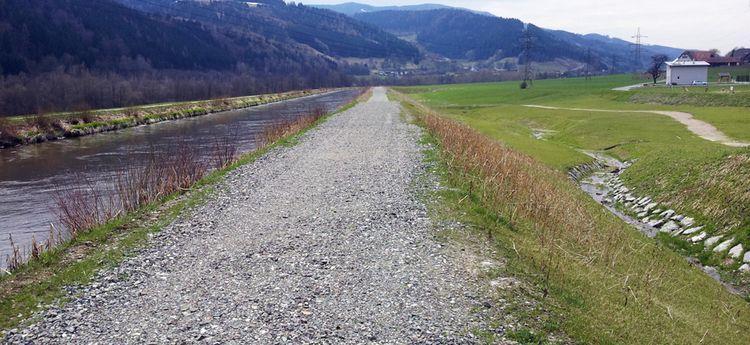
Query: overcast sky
[{"left": 307, "top": 0, "right": 750, "bottom": 53}]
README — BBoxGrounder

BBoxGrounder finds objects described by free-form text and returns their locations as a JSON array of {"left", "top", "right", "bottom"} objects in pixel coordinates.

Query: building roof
[
  {"left": 666, "top": 59, "right": 710, "bottom": 67},
  {"left": 681, "top": 50, "right": 740, "bottom": 64}
]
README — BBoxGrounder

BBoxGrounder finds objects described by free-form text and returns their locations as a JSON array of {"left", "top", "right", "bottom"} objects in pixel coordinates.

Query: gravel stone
[
  {"left": 713, "top": 238, "right": 735, "bottom": 253},
  {"left": 705, "top": 235, "right": 724, "bottom": 247},
  {"left": 729, "top": 244, "right": 744, "bottom": 259},
  {"left": 5, "top": 88, "right": 485, "bottom": 344}
]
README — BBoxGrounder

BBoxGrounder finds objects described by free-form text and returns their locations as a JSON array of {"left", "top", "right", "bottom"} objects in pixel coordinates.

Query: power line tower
[
  {"left": 630, "top": 27, "right": 648, "bottom": 74},
  {"left": 520, "top": 25, "right": 534, "bottom": 88}
]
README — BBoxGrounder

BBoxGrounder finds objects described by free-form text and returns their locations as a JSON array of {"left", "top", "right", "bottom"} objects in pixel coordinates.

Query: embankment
[
  {"left": 0, "top": 89, "right": 333, "bottom": 149},
  {"left": 393, "top": 89, "right": 750, "bottom": 344}
]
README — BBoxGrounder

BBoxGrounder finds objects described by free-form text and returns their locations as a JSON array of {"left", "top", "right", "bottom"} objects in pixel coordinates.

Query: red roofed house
[{"left": 678, "top": 50, "right": 741, "bottom": 66}]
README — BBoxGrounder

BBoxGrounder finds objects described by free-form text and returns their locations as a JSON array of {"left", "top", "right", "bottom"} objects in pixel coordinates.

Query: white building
[{"left": 665, "top": 58, "right": 709, "bottom": 85}]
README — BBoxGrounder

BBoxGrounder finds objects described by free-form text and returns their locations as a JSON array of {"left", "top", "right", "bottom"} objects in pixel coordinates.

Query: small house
[{"left": 665, "top": 58, "right": 709, "bottom": 85}]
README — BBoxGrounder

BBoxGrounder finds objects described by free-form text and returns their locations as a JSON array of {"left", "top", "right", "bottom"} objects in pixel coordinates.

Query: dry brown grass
[
  {"left": 211, "top": 135, "right": 239, "bottom": 170},
  {"left": 407, "top": 95, "right": 620, "bottom": 271},
  {"left": 261, "top": 106, "right": 328, "bottom": 145}
]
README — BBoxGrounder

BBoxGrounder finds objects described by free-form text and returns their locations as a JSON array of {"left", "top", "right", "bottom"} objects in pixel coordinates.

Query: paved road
[
  {"left": 6, "top": 88, "right": 484, "bottom": 344},
  {"left": 524, "top": 105, "right": 750, "bottom": 147}
]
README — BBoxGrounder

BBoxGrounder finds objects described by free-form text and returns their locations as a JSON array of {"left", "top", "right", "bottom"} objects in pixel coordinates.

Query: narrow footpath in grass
[{"left": 523, "top": 105, "right": 750, "bottom": 147}]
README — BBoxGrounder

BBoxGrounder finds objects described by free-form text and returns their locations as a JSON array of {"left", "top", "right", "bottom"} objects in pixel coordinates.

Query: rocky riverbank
[{"left": 0, "top": 89, "right": 329, "bottom": 149}]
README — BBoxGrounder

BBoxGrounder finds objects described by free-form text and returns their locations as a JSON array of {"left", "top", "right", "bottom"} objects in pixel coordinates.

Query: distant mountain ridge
[
  {"left": 547, "top": 31, "right": 683, "bottom": 70},
  {"left": 321, "top": 2, "right": 683, "bottom": 70},
  {"left": 311, "top": 2, "right": 495, "bottom": 16},
  {"left": 354, "top": 9, "right": 592, "bottom": 65}
]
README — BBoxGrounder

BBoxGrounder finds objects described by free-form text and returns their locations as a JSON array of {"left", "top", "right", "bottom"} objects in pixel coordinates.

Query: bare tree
[{"left": 648, "top": 54, "right": 669, "bottom": 84}]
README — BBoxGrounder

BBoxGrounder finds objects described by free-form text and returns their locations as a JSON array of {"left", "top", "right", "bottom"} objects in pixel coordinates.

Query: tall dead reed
[
  {"left": 5, "top": 226, "right": 63, "bottom": 272},
  {"left": 114, "top": 147, "right": 208, "bottom": 214},
  {"left": 212, "top": 132, "right": 239, "bottom": 170},
  {"left": 261, "top": 105, "right": 328, "bottom": 145},
  {"left": 53, "top": 178, "right": 118, "bottom": 236},
  {"left": 398, "top": 93, "right": 630, "bottom": 287}
]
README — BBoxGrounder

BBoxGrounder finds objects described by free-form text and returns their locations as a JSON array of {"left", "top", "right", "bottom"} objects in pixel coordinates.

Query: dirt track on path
[{"left": 524, "top": 105, "right": 750, "bottom": 147}]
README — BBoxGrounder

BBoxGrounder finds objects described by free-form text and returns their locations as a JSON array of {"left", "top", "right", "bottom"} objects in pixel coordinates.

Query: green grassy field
[
  {"left": 394, "top": 78, "right": 750, "bottom": 343},
  {"left": 395, "top": 77, "right": 750, "bottom": 240},
  {"left": 396, "top": 73, "right": 750, "bottom": 316}
]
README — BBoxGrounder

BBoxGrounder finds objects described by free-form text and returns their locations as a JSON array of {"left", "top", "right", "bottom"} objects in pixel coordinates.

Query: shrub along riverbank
[
  {"left": 0, "top": 88, "right": 370, "bottom": 332},
  {"left": 0, "top": 88, "right": 332, "bottom": 149},
  {"left": 393, "top": 89, "right": 750, "bottom": 344}
]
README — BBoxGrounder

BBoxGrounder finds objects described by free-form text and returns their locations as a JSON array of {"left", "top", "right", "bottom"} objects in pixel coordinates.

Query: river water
[{"left": 0, "top": 90, "right": 360, "bottom": 267}]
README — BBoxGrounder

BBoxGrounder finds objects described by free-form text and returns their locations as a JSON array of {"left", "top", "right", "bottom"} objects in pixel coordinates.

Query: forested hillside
[
  {"left": 547, "top": 31, "right": 683, "bottom": 71},
  {"left": 0, "top": 0, "right": 419, "bottom": 116},
  {"left": 0, "top": 0, "right": 236, "bottom": 75},
  {"left": 355, "top": 8, "right": 681, "bottom": 70},
  {"left": 114, "top": 0, "right": 420, "bottom": 61},
  {"left": 354, "top": 9, "right": 591, "bottom": 63}
]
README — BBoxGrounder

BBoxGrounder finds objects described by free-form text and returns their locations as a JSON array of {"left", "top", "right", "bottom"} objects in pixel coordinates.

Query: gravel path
[
  {"left": 524, "top": 104, "right": 750, "bottom": 147},
  {"left": 5, "top": 88, "right": 485, "bottom": 344}
]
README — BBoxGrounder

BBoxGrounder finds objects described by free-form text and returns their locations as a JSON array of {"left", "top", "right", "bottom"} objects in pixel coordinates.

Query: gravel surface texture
[{"left": 5, "top": 88, "right": 485, "bottom": 344}]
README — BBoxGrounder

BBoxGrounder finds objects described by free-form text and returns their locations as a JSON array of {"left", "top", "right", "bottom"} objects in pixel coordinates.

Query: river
[{"left": 0, "top": 89, "right": 360, "bottom": 268}]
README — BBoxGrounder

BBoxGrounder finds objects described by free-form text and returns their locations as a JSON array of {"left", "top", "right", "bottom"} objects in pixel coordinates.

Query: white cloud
[{"left": 308, "top": 0, "right": 750, "bottom": 52}]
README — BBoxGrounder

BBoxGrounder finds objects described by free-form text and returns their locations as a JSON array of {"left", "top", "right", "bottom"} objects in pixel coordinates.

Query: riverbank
[
  {"left": 0, "top": 89, "right": 370, "bottom": 332},
  {"left": 0, "top": 88, "right": 332, "bottom": 149}
]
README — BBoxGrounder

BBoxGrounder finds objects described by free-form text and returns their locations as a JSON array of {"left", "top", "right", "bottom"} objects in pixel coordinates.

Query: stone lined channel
[
  {"left": 0, "top": 90, "right": 359, "bottom": 268},
  {"left": 577, "top": 154, "right": 747, "bottom": 293}
]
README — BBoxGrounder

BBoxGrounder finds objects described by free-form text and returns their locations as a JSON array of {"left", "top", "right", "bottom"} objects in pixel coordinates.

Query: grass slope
[
  {"left": 395, "top": 89, "right": 750, "bottom": 344},
  {"left": 395, "top": 76, "right": 750, "bottom": 259}
]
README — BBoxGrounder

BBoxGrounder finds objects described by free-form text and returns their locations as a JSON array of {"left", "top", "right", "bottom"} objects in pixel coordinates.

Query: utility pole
[
  {"left": 630, "top": 27, "right": 647, "bottom": 74},
  {"left": 520, "top": 25, "right": 534, "bottom": 88}
]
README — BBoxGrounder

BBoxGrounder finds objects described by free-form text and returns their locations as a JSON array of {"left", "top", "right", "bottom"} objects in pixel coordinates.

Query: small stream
[
  {"left": 0, "top": 90, "right": 360, "bottom": 268},
  {"left": 576, "top": 154, "right": 742, "bottom": 295}
]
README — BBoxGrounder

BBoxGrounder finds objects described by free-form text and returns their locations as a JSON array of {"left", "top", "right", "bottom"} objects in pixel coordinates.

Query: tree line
[{"left": 0, "top": 65, "right": 352, "bottom": 117}]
